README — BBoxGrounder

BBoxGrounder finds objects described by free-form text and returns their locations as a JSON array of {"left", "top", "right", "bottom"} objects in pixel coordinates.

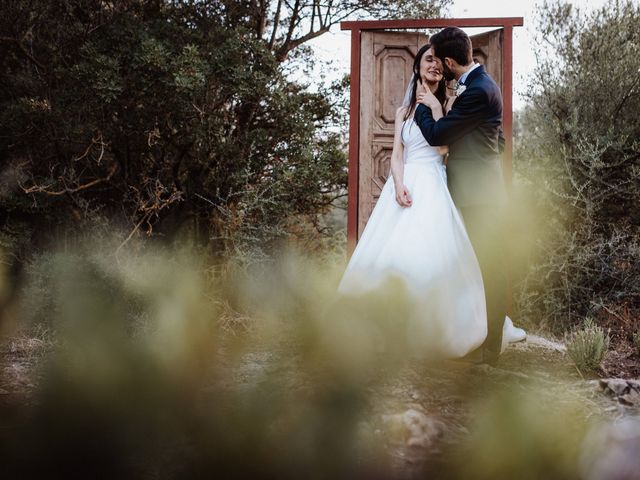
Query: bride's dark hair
[{"left": 403, "top": 43, "right": 447, "bottom": 122}]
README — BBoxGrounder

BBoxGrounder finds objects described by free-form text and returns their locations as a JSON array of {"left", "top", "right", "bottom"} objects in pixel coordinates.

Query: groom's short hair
[{"left": 430, "top": 27, "right": 473, "bottom": 66}]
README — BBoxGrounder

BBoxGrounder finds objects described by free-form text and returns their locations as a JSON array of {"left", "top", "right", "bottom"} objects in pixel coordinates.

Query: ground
[{"left": 1, "top": 329, "right": 638, "bottom": 478}]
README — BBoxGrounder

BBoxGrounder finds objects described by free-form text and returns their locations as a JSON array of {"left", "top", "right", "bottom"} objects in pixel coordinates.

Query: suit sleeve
[{"left": 414, "top": 86, "right": 489, "bottom": 146}]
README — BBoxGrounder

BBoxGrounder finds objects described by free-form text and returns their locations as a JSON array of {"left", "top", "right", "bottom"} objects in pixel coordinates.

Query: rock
[
  {"left": 381, "top": 405, "right": 445, "bottom": 450},
  {"left": 619, "top": 390, "right": 640, "bottom": 407},
  {"left": 579, "top": 417, "right": 640, "bottom": 480},
  {"left": 598, "top": 379, "right": 640, "bottom": 408}
]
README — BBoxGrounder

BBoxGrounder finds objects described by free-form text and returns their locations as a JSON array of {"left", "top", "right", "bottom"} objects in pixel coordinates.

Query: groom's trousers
[{"left": 460, "top": 205, "right": 508, "bottom": 355}]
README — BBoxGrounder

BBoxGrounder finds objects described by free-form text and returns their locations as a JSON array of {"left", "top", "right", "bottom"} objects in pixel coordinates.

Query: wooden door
[
  {"left": 358, "top": 31, "right": 427, "bottom": 237},
  {"left": 357, "top": 29, "right": 504, "bottom": 240},
  {"left": 470, "top": 29, "right": 503, "bottom": 92}
]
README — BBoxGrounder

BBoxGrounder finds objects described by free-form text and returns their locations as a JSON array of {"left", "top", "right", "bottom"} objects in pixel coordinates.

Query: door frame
[{"left": 341, "top": 18, "right": 524, "bottom": 255}]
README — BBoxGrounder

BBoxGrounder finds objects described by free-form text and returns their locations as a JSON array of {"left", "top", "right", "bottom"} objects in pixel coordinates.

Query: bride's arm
[{"left": 391, "top": 107, "right": 412, "bottom": 208}]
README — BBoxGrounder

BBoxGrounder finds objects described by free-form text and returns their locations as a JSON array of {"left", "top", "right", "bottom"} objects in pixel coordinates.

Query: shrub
[
  {"left": 513, "top": 1, "right": 640, "bottom": 341},
  {"left": 565, "top": 319, "right": 610, "bottom": 374},
  {"left": 0, "top": 1, "right": 350, "bottom": 267}
]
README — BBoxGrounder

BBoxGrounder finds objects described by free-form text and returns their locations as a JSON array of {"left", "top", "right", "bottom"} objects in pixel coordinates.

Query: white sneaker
[{"left": 501, "top": 316, "right": 527, "bottom": 353}]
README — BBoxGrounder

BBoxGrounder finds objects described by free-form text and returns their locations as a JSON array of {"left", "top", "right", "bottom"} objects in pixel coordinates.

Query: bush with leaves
[
  {"left": 513, "top": 1, "right": 640, "bottom": 360},
  {"left": 0, "top": 0, "right": 451, "bottom": 271}
]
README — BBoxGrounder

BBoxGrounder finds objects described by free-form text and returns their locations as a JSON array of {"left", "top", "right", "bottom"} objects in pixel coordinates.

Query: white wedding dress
[{"left": 338, "top": 118, "right": 525, "bottom": 358}]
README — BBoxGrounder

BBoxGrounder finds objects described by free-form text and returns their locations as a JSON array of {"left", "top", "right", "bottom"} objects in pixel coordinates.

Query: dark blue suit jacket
[{"left": 414, "top": 64, "right": 507, "bottom": 207}]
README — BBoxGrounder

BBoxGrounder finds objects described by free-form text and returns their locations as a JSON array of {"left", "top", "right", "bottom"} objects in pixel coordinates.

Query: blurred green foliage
[
  {"left": 450, "top": 387, "right": 589, "bottom": 480},
  {"left": 0, "top": 244, "right": 608, "bottom": 479}
]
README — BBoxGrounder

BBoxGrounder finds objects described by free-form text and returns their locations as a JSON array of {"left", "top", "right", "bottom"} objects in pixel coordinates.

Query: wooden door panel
[
  {"left": 358, "top": 31, "right": 427, "bottom": 238},
  {"left": 470, "top": 29, "right": 503, "bottom": 92}
]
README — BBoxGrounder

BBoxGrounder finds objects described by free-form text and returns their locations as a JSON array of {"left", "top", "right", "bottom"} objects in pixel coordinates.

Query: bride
[{"left": 338, "top": 43, "right": 525, "bottom": 360}]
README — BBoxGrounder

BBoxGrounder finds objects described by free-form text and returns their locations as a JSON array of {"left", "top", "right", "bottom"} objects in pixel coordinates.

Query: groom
[{"left": 414, "top": 27, "right": 508, "bottom": 365}]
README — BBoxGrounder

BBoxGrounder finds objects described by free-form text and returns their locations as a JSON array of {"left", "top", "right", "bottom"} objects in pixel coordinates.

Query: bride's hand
[{"left": 395, "top": 184, "right": 413, "bottom": 208}]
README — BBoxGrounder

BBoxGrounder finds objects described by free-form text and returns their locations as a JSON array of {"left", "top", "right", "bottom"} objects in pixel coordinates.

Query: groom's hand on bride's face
[{"left": 417, "top": 90, "right": 440, "bottom": 110}]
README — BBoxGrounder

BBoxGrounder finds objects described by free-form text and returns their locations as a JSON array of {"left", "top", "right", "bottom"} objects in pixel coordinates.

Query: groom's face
[{"left": 441, "top": 57, "right": 456, "bottom": 81}]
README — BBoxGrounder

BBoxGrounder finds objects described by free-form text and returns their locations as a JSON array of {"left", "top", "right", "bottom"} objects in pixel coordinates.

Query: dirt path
[
  {"left": 1, "top": 331, "right": 638, "bottom": 479},
  {"left": 357, "top": 336, "right": 635, "bottom": 477}
]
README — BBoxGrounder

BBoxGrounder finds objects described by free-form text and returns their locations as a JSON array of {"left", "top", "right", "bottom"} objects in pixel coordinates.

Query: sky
[{"left": 308, "top": 0, "right": 612, "bottom": 110}]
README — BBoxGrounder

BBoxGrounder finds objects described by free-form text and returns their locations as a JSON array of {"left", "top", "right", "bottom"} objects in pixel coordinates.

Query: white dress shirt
[{"left": 458, "top": 62, "right": 481, "bottom": 85}]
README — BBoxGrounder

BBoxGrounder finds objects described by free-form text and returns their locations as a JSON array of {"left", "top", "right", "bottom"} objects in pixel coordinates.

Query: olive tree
[{"left": 514, "top": 0, "right": 640, "bottom": 344}]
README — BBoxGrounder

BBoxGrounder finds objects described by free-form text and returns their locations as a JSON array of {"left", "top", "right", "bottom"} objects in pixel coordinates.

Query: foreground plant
[
  {"left": 0, "top": 244, "right": 617, "bottom": 479},
  {"left": 565, "top": 319, "right": 610, "bottom": 375}
]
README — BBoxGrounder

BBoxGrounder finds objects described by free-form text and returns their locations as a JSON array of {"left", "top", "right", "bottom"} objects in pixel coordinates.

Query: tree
[
  {"left": 514, "top": 1, "right": 640, "bottom": 348},
  {"left": 217, "top": 0, "right": 452, "bottom": 61},
  {"left": 0, "top": 0, "right": 450, "bottom": 267}
]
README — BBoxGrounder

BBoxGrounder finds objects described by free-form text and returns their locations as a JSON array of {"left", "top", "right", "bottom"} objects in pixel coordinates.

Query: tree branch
[
  {"left": 268, "top": 0, "right": 283, "bottom": 49},
  {"left": 276, "top": 0, "right": 301, "bottom": 60},
  {"left": 0, "top": 35, "right": 46, "bottom": 71},
  {"left": 276, "top": 25, "right": 331, "bottom": 61},
  {"left": 256, "top": 0, "right": 268, "bottom": 38},
  {"left": 611, "top": 75, "right": 640, "bottom": 122},
  {"left": 21, "top": 163, "right": 117, "bottom": 196}
]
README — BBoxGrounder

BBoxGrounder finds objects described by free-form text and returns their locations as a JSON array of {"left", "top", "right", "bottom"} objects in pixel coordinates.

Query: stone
[
  {"left": 598, "top": 379, "right": 640, "bottom": 407},
  {"left": 381, "top": 405, "right": 445, "bottom": 450},
  {"left": 579, "top": 417, "right": 640, "bottom": 480}
]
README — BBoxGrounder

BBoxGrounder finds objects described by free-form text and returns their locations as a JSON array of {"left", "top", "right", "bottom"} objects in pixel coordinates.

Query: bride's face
[{"left": 420, "top": 47, "right": 443, "bottom": 84}]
